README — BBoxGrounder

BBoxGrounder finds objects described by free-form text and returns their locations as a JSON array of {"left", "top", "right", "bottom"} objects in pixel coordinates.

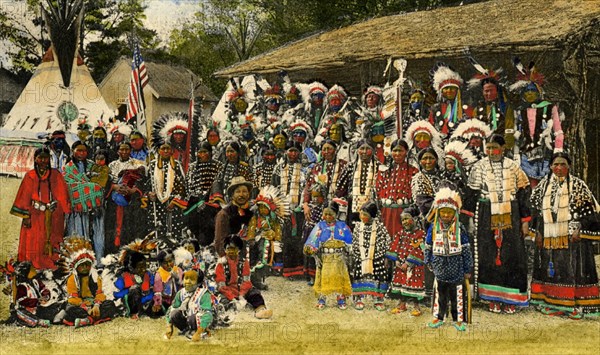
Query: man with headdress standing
[
  {"left": 11, "top": 147, "right": 70, "bottom": 269},
  {"left": 428, "top": 63, "right": 473, "bottom": 139},
  {"left": 509, "top": 59, "right": 565, "bottom": 189}
]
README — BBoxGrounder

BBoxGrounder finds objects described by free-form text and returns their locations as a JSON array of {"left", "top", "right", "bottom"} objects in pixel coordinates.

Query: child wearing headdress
[
  {"left": 304, "top": 201, "right": 353, "bottom": 310},
  {"left": 424, "top": 188, "right": 473, "bottom": 331}
]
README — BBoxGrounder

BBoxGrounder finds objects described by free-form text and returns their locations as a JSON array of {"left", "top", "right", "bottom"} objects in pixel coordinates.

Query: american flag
[{"left": 125, "top": 43, "right": 148, "bottom": 130}]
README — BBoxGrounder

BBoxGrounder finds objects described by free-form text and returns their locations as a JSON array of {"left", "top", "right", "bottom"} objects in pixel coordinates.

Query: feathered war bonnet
[
  {"left": 254, "top": 185, "right": 290, "bottom": 223},
  {"left": 443, "top": 140, "right": 477, "bottom": 173},
  {"left": 509, "top": 57, "right": 546, "bottom": 97},
  {"left": 56, "top": 236, "right": 97, "bottom": 279},
  {"left": 450, "top": 118, "right": 493, "bottom": 142},
  {"left": 404, "top": 120, "right": 444, "bottom": 163},
  {"left": 431, "top": 62, "right": 463, "bottom": 97},
  {"left": 151, "top": 112, "right": 189, "bottom": 150},
  {"left": 426, "top": 187, "right": 462, "bottom": 223}
]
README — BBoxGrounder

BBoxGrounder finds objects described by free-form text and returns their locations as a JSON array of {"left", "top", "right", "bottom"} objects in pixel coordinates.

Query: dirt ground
[{"left": 0, "top": 176, "right": 598, "bottom": 355}]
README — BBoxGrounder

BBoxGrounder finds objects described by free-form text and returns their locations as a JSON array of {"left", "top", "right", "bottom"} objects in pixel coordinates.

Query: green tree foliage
[{"left": 1, "top": 0, "right": 163, "bottom": 82}]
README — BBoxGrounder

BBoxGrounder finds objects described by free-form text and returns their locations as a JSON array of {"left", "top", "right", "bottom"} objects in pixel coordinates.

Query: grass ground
[{"left": 0, "top": 176, "right": 598, "bottom": 355}]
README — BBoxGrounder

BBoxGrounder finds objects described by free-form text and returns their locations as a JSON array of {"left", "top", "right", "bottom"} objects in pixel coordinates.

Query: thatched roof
[
  {"left": 214, "top": 0, "right": 600, "bottom": 78},
  {"left": 145, "top": 61, "right": 218, "bottom": 102}
]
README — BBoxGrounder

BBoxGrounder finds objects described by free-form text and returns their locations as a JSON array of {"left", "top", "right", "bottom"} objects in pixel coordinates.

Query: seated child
[
  {"left": 114, "top": 251, "right": 156, "bottom": 318},
  {"left": 424, "top": 188, "right": 473, "bottom": 331},
  {"left": 387, "top": 206, "right": 426, "bottom": 316},
  {"left": 165, "top": 270, "right": 214, "bottom": 342},
  {"left": 60, "top": 237, "right": 117, "bottom": 327},
  {"left": 153, "top": 250, "right": 183, "bottom": 314},
  {"left": 13, "top": 261, "right": 62, "bottom": 327},
  {"left": 215, "top": 235, "right": 273, "bottom": 319},
  {"left": 304, "top": 201, "right": 353, "bottom": 310}
]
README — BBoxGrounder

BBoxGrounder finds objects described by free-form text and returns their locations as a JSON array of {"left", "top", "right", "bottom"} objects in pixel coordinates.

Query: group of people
[{"left": 5, "top": 59, "right": 600, "bottom": 337}]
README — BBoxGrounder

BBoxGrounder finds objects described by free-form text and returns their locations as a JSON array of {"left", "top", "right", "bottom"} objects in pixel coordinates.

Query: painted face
[
  {"left": 35, "top": 153, "right": 50, "bottom": 174},
  {"left": 292, "top": 130, "right": 306, "bottom": 143},
  {"left": 118, "top": 144, "right": 131, "bottom": 161},
  {"left": 52, "top": 137, "right": 66, "bottom": 151},
  {"left": 159, "top": 145, "right": 173, "bottom": 160},
  {"left": 321, "top": 143, "right": 336, "bottom": 162},
  {"left": 439, "top": 207, "right": 456, "bottom": 225},
  {"left": 161, "top": 255, "right": 175, "bottom": 272},
  {"left": 358, "top": 145, "right": 373, "bottom": 162},
  {"left": 196, "top": 148, "right": 211, "bottom": 163},
  {"left": 265, "top": 98, "right": 280, "bottom": 112},
  {"left": 172, "top": 132, "right": 186, "bottom": 144},
  {"left": 392, "top": 145, "right": 408, "bottom": 165},
  {"left": 551, "top": 157, "right": 569, "bottom": 178},
  {"left": 285, "top": 92, "right": 299, "bottom": 107},
  {"left": 329, "top": 124, "right": 342, "bottom": 142},
  {"left": 241, "top": 127, "right": 254, "bottom": 141},
  {"left": 410, "top": 92, "right": 424, "bottom": 104},
  {"left": 310, "top": 92, "right": 324, "bottom": 107},
  {"left": 183, "top": 273, "right": 198, "bottom": 292},
  {"left": 419, "top": 152, "right": 437, "bottom": 171},
  {"left": 414, "top": 132, "right": 431, "bottom": 150},
  {"left": 133, "top": 260, "right": 147, "bottom": 277},
  {"left": 322, "top": 209, "right": 336, "bottom": 224},
  {"left": 263, "top": 150, "right": 276, "bottom": 164},
  {"left": 371, "top": 125, "right": 385, "bottom": 143},
  {"left": 441, "top": 86, "right": 458, "bottom": 101},
  {"left": 359, "top": 211, "right": 372, "bottom": 224},
  {"left": 401, "top": 215, "right": 415, "bottom": 231},
  {"left": 27, "top": 265, "right": 37, "bottom": 280},
  {"left": 482, "top": 82, "right": 498, "bottom": 102},
  {"left": 95, "top": 155, "right": 106, "bottom": 166},
  {"left": 77, "top": 130, "right": 91, "bottom": 142},
  {"left": 232, "top": 185, "right": 250, "bottom": 206},
  {"left": 73, "top": 145, "right": 88, "bottom": 161},
  {"left": 445, "top": 157, "right": 456, "bottom": 172},
  {"left": 468, "top": 136, "right": 483, "bottom": 148},
  {"left": 112, "top": 132, "right": 125, "bottom": 144},
  {"left": 523, "top": 89, "right": 539, "bottom": 104},
  {"left": 76, "top": 261, "right": 92, "bottom": 276},
  {"left": 258, "top": 204, "right": 270, "bottom": 217},
  {"left": 328, "top": 97, "right": 343, "bottom": 112},
  {"left": 233, "top": 98, "right": 248, "bottom": 113},
  {"left": 225, "top": 145, "right": 239, "bottom": 163},
  {"left": 207, "top": 131, "right": 220, "bottom": 146},
  {"left": 485, "top": 142, "right": 503, "bottom": 162},
  {"left": 365, "top": 93, "right": 380, "bottom": 109},
  {"left": 311, "top": 191, "right": 324, "bottom": 204},
  {"left": 225, "top": 245, "right": 240, "bottom": 259},
  {"left": 273, "top": 134, "right": 287, "bottom": 149},
  {"left": 130, "top": 135, "right": 145, "bottom": 150},
  {"left": 93, "top": 129, "right": 107, "bottom": 140},
  {"left": 286, "top": 148, "right": 300, "bottom": 162}
]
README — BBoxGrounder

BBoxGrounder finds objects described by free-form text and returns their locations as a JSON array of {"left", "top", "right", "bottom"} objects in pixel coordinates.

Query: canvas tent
[
  {"left": 214, "top": 0, "right": 600, "bottom": 197},
  {"left": 0, "top": 48, "right": 113, "bottom": 176}
]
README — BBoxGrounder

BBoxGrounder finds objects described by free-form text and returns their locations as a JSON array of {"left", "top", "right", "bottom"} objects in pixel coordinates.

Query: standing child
[
  {"left": 165, "top": 270, "right": 214, "bottom": 342},
  {"left": 350, "top": 201, "right": 391, "bottom": 311},
  {"left": 153, "top": 250, "right": 183, "bottom": 315},
  {"left": 387, "top": 206, "right": 426, "bottom": 316},
  {"left": 424, "top": 188, "right": 473, "bottom": 331},
  {"left": 246, "top": 185, "right": 289, "bottom": 288},
  {"left": 302, "top": 183, "right": 327, "bottom": 285},
  {"left": 304, "top": 202, "right": 353, "bottom": 310}
]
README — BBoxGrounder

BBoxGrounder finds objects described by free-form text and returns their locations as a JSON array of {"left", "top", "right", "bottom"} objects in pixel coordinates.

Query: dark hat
[
  {"left": 360, "top": 201, "right": 378, "bottom": 218},
  {"left": 226, "top": 176, "right": 254, "bottom": 197},
  {"left": 224, "top": 234, "right": 244, "bottom": 251}
]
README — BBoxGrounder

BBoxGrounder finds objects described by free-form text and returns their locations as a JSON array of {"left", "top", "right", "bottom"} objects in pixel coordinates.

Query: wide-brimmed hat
[{"left": 227, "top": 176, "right": 254, "bottom": 196}]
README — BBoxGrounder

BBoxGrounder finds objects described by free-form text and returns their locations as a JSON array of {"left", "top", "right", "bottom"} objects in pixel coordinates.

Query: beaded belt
[{"left": 32, "top": 200, "right": 57, "bottom": 212}]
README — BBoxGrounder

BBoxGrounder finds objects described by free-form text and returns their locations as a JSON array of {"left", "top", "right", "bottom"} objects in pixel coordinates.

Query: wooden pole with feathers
[{"left": 393, "top": 59, "right": 407, "bottom": 139}]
